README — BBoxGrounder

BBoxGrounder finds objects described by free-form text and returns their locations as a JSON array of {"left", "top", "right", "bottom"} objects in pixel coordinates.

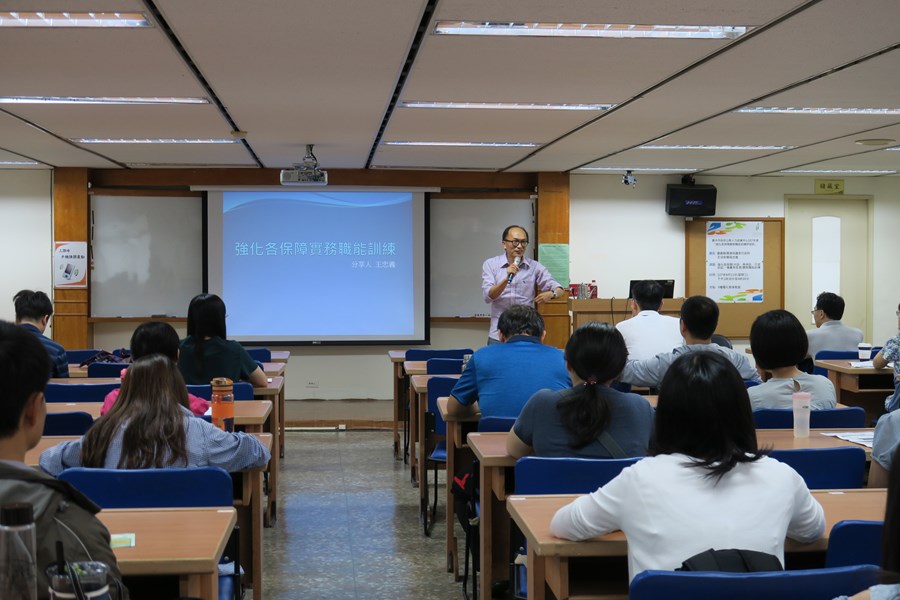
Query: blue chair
[
  {"left": 87, "top": 361, "right": 127, "bottom": 378},
  {"left": 186, "top": 382, "right": 254, "bottom": 400},
  {"left": 426, "top": 358, "right": 463, "bottom": 375},
  {"left": 45, "top": 382, "right": 119, "bottom": 403},
  {"left": 629, "top": 564, "right": 880, "bottom": 600},
  {"left": 66, "top": 349, "right": 101, "bottom": 364},
  {"left": 769, "top": 447, "right": 867, "bottom": 489},
  {"left": 422, "top": 376, "right": 458, "bottom": 536},
  {"left": 43, "top": 411, "right": 94, "bottom": 435},
  {"left": 245, "top": 348, "right": 271, "bottom": 362},
  {"left": 477, "top": 417, "right": 516, "bottom": 433},
  {"left": 825, "top": 520, "right": 884, "bottom": 568},
  {"left": 744, "top": 379, "right": 760, "bottom": 388},
  {"left": 753, "top": 407, "right": 866, "bottom": 429},
  {"left": 515, "top": 456, "right": 643, "bottom": 495},
  {"left": 405, "top": 348, "right": 473, "bottom": 361},
  {"left": 59, "top": 466, "right": 241, "bottom": 599}
]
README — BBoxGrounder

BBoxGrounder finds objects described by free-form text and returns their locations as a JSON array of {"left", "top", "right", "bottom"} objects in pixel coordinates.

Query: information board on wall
[{"left": 705, "top": 221, "right": 764, "bottom": 303}]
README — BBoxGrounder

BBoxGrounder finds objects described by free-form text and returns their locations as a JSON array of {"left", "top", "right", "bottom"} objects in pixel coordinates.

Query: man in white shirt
[
  {"left": 806, "top": 292, "right": 864, "bottom": 359},
  {"left": 616, "top": 280, "right": 683, "bottom": 360}
]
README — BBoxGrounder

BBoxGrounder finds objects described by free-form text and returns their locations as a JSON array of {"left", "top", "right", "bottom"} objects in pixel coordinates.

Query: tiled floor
[{"left": 262, "top": 431, "right": 465, "bottom": 599}]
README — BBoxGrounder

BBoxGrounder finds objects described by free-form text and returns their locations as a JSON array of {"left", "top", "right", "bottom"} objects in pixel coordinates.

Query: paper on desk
[
  {"left": 850, "top": 361, "right": 875, "bottom": 368},
  {"left": 110, "top": 533, "right": 135, "bottom": 548},
  {"left": 819, "top": 431, "right": 874, "bottom": 448}
]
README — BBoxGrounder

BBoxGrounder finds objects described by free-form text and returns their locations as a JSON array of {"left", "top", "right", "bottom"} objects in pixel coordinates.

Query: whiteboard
[
  {"left": 429, "top": 198, "right": 534, "bottom": 318},
  {"left": 90, "top": 195, "right": 203, "bottom": 317}
]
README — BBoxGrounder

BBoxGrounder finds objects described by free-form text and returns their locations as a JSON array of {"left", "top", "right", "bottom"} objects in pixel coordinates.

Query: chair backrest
[
  {"left": 66, "top": 349, "right": 101, "bottom": 364},
  {"left": 426, "top": 358, "right": 463, "bottom": 375},
  {"left": 43, "top": 411, "right": 94, "bottom": 436},
  {"left": 405, "top": 348, "right": 473, "bottom": 361},
  {"left": 753, "top": 407, "right": 866, "bottom": 429},
  {"left": 186, "top": 384, "right": 213, "bottom": 400},
  {"left": 58, "top": 466, "right": 233, "bottom": 508},
  {"left": 711, "top": 334, "right": 733, "bottom": 349},
  {"left": 87, "top": 361, "right": 127, "bottom": 378},
  {"left": 768, "top": 447, "right": 867, "bottom": 489},
  {"left": 244, "top": 347, "right": 271, "bottom": 362},
  {"left": 514, "top": 456, "right": 643, "bottom": 495},
  {"left": 629, "top": 565, "right": 880, "bottom": 600},
  {"left": 426, "top": 376, "right": 458, "bottom": 437},
  {"left": 813, "top": 350, "right": 860, "bottom": 376},
  {"left": 744, "top": 379, "right": 760, "bottom": 388},
  {"left": 826, "top": 520, "right": 884, "bottom": 568},
  {"left": 478, "top": 417, "right": 516, "bottom": 433},
  {"left": 45, "top": 382, "right": 120, "bottom": 403},
  {"left": 185, "top": 381, "right": 253, "bottom": 400}
]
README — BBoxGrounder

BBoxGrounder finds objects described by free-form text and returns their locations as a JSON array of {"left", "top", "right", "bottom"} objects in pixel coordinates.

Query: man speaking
[{"left": 482, "top": 225, "right": 565, "bottom": 344}]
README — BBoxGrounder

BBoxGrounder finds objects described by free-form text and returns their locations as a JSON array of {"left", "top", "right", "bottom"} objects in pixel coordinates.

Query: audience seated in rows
[
  {"left": 447, "top": 305, "right": 571, "bottom": 419},
  {"left": 550, "top": 352, "right": 824, "bottom": 581},
  {"left": 749, "top": 309, "right": 836, "bottom": 410},
  {"left": 178, "top": 293, "right": 267, "bottom": 388},
  {"left": 807, "top": 292, "right": 863, "bottom": 360},
  {"left": 507, "top": 322, "right": 653, "bottom": 459},
  {"left": 616, "top": 279, "right": 683, "bottom": 361},
  {"left": 14, "top": 289, "right": 68, "bottom": 378},
  {"left": 619, "top": 295, "right": 760, "bottom": 388},
  {"left": 101, "top": 321, "right": 209, "bottom": 417},
  {"left": 40, "top": 354, "right": 270, "bottom": 476},
  {"left": 0, "top": 320, "right": 126, "bottom": 597}
]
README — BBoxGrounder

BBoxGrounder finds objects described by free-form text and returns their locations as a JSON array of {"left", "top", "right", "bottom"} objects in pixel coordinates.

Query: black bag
[
  {"left": 451, "top": 462, "right": 480, "bottom": 600},
  {"left": 677, "top": 548, "right": 784, "bottom": 572}
]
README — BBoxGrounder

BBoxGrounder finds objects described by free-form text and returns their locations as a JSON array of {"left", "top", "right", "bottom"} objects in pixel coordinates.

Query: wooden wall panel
[{"left": 52, "top": 168, "right": 91, "bottom": 349}]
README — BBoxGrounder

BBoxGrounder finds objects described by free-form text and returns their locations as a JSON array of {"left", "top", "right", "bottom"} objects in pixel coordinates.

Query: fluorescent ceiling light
[
  {"left": 781, "top": 169, "right": 896, "bottom": 174},
  {"left": 578, "top": 167, "right": 699, "bottom": 172},
  {"left": 885, "top": 147, "right": 900, "bottom": 151},
  {"left": 736, "top": 107, "right": 900, "bottom": 115},
  {"left": 0, "top": 12, "right": 150, "bottom": 27},
  {"left": 640, "top": 144, "right": 794, "bottom": 150},
  {"left": 433, "top": 21, "right": 750, "bottom": 39},
  {"left": 383, "top": 141, "right": 539, "bottom": 148},
  {"left": 74, "top": 138, "right": 237, "bottom": 144},
  {"left": 400, "top": 101, "right": 613, "bottom": 111},
  {"left": 0, "top": 160, "right": 39, "bottom": 165},
  {"left": 0, "top": 96, "right": 207, "bottom": 105}
]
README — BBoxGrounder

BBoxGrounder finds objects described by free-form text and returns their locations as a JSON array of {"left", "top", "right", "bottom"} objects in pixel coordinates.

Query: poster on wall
[
  {"left": 53, "top": 241, "right": 88, "bottom": 288},
  {"left": 705, "top": 222, "right": 764, "bottom": 303}
]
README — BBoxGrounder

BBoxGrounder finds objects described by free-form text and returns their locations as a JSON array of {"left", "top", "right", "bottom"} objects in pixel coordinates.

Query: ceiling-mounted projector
[
  {"left": 280, "top": 168, "right": 328, "bottom": 186},
  {"left": 281, "top": 143, "right": 328, "bottom": 186}
]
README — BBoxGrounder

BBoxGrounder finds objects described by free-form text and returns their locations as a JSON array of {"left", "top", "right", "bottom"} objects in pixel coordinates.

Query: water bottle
[
  {"left": 590, "top": 280, "right": 598, "bottom": 299},
  {"left": 211, "top": 377, "right": 235, "bottom": 432},
  {"left": 0, "top": 502, "right": 37, "bottom": 600}
]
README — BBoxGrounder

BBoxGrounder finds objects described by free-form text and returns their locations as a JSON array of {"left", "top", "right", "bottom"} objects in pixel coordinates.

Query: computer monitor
[{"left": 628, "top": 279, "right": 675, "bottom": 299}]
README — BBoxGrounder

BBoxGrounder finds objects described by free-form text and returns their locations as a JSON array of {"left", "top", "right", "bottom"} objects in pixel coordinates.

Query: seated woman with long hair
[
  {"left": 549, "top": 352, "right": 825, "bottom": 581},
  {"left": 506, "top": 322, "right": 654, "bottom": 458},
  {"left": 178, "top": 293, "right": 267, "bottom": 388},
  {"left": 40, "top": 354, "right": 270, "bottom": 475},
  {"left": 100, "top": 320, "right": 209, "bottom": 417}
]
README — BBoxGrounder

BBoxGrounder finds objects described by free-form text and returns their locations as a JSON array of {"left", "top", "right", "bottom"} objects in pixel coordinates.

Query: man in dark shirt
[{"left": 14, "top": 289, "right": 69, "bottom": 378}]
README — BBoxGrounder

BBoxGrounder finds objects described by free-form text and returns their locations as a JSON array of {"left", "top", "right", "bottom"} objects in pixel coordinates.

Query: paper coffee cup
[{"left": 858, "top": 343, "right": 873, "bottom": 360}]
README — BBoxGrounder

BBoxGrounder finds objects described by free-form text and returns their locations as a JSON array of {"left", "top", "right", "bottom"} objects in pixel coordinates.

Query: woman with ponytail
[{"left": 506, "top": 322, "right": 653, "bottom": 459}]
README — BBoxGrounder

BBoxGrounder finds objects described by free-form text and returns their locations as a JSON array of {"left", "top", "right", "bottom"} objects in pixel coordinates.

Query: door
[{"left": 784, "top": 195, "right": 871, "bottom": 336}]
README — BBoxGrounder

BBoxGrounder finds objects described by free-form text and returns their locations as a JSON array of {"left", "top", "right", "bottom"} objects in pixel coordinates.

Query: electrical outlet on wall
[{"left": 305, "top": 380, "right": 319, "bottom": 388}]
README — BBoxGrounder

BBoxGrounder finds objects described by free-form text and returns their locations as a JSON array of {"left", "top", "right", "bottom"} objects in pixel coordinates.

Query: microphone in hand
[{"left": 507, "top": 256, "right": 522, "bottom": 284}]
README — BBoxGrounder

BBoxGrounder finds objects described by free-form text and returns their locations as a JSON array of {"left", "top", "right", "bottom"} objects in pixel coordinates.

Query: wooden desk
[
  {"left": 389, "top": 350, "right": 407, "bottom": 459},
  {"left": 468, "top": 431, "right": 516, "bottom": 597},
  {"left": 403, "top": 360, "right": 427, "bottom": 376},
  {"left": 438, "top": 396, "right": 479, "bottom": 577},
  {"left": 262, "top": 362, "right": 285, "bottom": 377},
  {"left": 46, "top": 400, "right": 273, "bottom": 433},
  {"left": 268, "top": 350, "right": 290, "bottom": 363},
  {"left": 757, "top": 428, "right": 873, "bottom": 458},
  {"left": 815, "top": 359, "right": 894, "bottom": 422},
  {"left": 101, "top": 507, "right": 236, "bottom": 600},
  {"left": 507, "top": 489, "right": 886, "bottom": 600},
  {"left": 32, "top": 434, "right": 271, "bottom": 600},
  {"left": 253, "top": 376, "right": 284, "bottom": 525}
]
